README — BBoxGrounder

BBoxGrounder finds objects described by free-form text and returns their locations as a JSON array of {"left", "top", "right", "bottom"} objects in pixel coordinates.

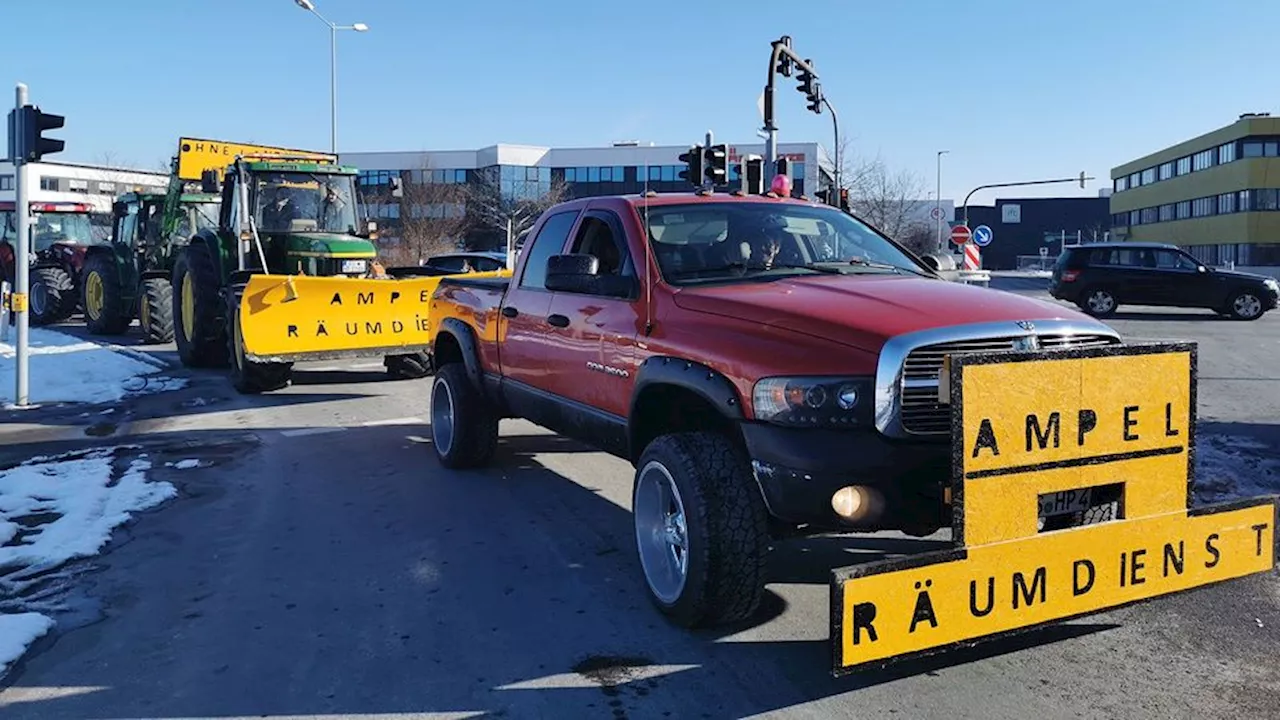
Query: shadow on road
[{"left": 1, "top": 417, "right": 1133, "bottom": 720}]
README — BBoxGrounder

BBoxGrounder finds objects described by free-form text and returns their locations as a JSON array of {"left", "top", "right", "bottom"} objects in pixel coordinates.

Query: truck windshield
[
  {"left": 639, "top": 202, "right": 931, "bottom": 284},
  {"left": 253, "top": 172, "right": 358, "bottom": 234},
  {"left": 32, "top": 212, "right": 98, "bottom": 251},
  {"left": 176, "top": 201, "right": 220, "bottom": 238}
]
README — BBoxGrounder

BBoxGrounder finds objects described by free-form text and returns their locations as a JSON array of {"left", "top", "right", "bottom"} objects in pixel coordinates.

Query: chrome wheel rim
[
  {"left": 634, "top": 460, "right": 689, "bottom": 604},
  {"left": 1087, "top": 290, "right": 1114, "bottom": 313},
  {"left": 430, "top": 376, "right": 455, "bottom": 456},
  {"left": 1234, "top": 293, "right": 1262, "bottom": 318}
]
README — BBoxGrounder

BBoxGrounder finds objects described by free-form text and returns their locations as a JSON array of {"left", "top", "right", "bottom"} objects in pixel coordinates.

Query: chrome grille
[{"left": 900, "top": 333, "right": 1119, "bottom": 435}]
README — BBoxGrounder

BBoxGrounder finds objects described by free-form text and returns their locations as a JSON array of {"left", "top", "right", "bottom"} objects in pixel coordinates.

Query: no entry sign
[{"left": 951, "top": 224, "right": 972, "bottom": 245}]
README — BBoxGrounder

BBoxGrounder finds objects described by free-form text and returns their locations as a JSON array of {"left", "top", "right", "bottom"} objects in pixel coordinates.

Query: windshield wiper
[{"left": 825, "top": 257, "right": 931, "bottom": 277}]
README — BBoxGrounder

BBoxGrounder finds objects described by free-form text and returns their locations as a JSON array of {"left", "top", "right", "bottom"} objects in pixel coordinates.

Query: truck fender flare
[
  {"left": 629, "top": 356, "right": 746, "bottom": 422},
  {"left": 435, "top": 317, "right": 484, "bottom": 390}
]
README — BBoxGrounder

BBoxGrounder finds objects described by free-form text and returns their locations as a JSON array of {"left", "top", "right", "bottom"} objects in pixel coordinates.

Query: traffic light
[
  {"left": 703, "top": 144, "right": 728, "bottom": 186},
  {"left": 742, "top": 155, "right": 764, "bottom": 195},
  {"left": 16, "top": 105, "right": 65, "bottom": 163},
  {"left": 795, "top": 60, "right": 816, "bottom": 98},
  {"left": 776, "top": 157, "right": 790, "bottom": 178},
  {"left": 774, "top": 35, "right": 794, "bottom": 77},
  {"left": 839, "top": 187, "right": 850, "bottom": 211},
  {"left": 1079, "top": 170, "right": 1087, "bottom": 189},
  {"left": 678, "top": 144, "right": 704, "bottom": 186},
  {"left": 814, "top": 189, "right": 830, "bottom": 204},
  {"left": 806, "top": 82, "right": 824, "bottom": 114}
]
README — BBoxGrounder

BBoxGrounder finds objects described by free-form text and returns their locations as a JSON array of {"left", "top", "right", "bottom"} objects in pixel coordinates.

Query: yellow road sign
[
  {"left": 237, "top": 271, "right": 509, "bottom": 362},
  {"left": 176, "top": 137, "right": 337, "bottom": 182},
  {"left": 831, "top": 342, "right": 1278, "bottom": 675}
]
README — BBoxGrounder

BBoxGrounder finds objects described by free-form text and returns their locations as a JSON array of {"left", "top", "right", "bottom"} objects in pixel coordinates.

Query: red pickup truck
[{"left": 426, "top": 190, "right": 1121, "bottom": 629}]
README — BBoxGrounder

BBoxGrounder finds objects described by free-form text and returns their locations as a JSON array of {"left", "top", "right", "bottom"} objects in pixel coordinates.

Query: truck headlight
[{"left": 752, "top": 376, "right": 873, "bottom": 427}]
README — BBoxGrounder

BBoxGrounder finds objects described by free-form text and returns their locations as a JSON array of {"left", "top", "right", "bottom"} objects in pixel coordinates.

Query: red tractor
[{"left": 1, "top": 201, "right": 101, "bottom": 325}]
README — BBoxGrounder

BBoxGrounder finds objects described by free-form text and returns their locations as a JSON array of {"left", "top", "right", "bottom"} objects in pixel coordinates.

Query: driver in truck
[{"left": 261, "top": 186, "right": 299, "bottom": 231}]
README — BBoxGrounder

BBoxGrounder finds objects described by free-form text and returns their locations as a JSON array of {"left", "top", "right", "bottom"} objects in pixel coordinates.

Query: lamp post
[
  {"left": 935, "top": 150, "right": 949, "bottom": 252},
  {"left": 294, "top": 0, "right": 368, "bottom": 153}
]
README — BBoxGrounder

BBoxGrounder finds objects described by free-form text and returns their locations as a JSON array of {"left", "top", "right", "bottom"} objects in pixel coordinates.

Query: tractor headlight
[{"left": 752, "top": 376, "right": 873, "bottom": 427}]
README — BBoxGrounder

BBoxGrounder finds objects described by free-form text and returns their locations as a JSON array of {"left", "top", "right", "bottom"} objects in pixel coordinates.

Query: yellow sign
[
  {"left": 176, "top": 137, "right": 337, "bottom": 182},
  {"left": 238, "top": 271, "right": 509, "bottom": 362},
  {"left": 831, "top": 342, "right": 1278, "bottom": 675},
  {"left": 9, "top": 292, "right": 27, "bottom": 313}
]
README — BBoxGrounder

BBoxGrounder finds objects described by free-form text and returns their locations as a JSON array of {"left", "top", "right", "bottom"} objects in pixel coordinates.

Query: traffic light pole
[
  {"left": 11, "top": 82, "right": 30, "bottom": 406},
  {"left": 960, "top": 172, "right": 1095, "bottom": 227},
  {"left": 763, "top": 37, "right": 819, "bottom": 179}
]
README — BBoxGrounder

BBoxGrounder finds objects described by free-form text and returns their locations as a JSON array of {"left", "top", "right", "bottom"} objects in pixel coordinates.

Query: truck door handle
[
  {"left": 547, "top": 314, "right": 570, "bottom": 328},
  {"left": 501, "top": 306, "right": 518, "bottom": 318}
]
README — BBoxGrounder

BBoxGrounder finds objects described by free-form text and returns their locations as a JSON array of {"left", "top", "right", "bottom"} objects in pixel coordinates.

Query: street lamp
[
  {"left": 294, "top": 0, "right": 368, "bottom": 153},
  {"left": 935, "top": 150, "right": 949, "bottom": 252}
]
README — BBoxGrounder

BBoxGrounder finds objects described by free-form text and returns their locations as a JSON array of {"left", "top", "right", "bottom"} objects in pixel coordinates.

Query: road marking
[
  {"left": 361, "top": 416, "right": 425, "bottom": 427},
  {"left": 279, "top": 427, "right": 348, "bottom": 437}
]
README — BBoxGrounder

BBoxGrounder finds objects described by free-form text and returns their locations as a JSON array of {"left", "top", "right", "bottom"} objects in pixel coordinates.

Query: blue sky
[{"left": 2, "top": 0, "right": 1274, "bottom": 205}]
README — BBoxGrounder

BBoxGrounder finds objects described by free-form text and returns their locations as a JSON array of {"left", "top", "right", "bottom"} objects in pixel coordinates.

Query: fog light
[{"left": 832, "top": 485, "right": 869, "bottom": 519}]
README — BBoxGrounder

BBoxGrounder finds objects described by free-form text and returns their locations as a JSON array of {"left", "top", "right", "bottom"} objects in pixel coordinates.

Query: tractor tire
[
  {"left": 631, "top": 432, "right": 769, "bottom": 629},
  {"left": 226, "top": 282, "right": 292, "bottom": 394},
  {"left": 139, "top": 278, "right": 175, "bottom": 344},
  {"left": 81, "top": 252, "right": 131, "bottom": 335},
  {"left": 429, "top": 362, "right": 498, "bottom": 469},
  {"left": 172, "top": 242, "right": 228, "bottom": 368},
  {"left": 29, "top": 266, "right": 76, "bottom": 326},
  {"left": 384, "top": 352, "right": 432, "bottom": 380}
]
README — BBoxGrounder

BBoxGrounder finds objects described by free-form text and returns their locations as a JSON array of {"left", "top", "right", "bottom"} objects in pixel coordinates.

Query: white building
[{"left": 0, "top": 159, "right": 169, "bottom": 238}]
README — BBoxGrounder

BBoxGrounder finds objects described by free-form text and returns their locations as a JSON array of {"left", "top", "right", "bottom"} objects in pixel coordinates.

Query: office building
[
  {"left": 959, "top": 197, "right": 1112, "bottom": 270},
  {"left": 1110, "top": 112, "right": 1280, "bottom": 266},
  {"left": 0, "top": 159, "right": 169, "bottom": 238}
]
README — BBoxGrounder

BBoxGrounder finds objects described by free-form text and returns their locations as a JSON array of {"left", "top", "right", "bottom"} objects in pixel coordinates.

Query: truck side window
[
  {"left": 519, "top": 210, "right": 578, "bottom": 290},
  {"left": 569, "top": 214, "right": 633, "bottom": 278}
]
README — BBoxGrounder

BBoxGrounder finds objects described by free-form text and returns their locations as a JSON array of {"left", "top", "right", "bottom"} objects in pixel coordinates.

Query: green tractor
[
  {"left": 170, "top": 152, "right": 430, "bottom": 392},
  {"left": 79, "top": 174, "right": 220, "bottom": 343}
]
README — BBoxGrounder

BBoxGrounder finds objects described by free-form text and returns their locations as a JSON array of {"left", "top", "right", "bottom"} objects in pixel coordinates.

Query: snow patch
[
  {"left": 0, "top": 447, "right": 176, "bottom": 680},
  {"left": 0, "top": 328, "right": 185, "bottom": 405},
  {"left": 1194, "top": 433, "right": 1280, "bottom": 504},
  {"left": 169, "top": 459, "right": 202, "bottom": 470}
]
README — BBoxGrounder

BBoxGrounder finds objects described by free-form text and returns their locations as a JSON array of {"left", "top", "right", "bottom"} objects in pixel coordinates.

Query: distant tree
[
  {"left": 823, "top": 136, "right": 930, "bottom": 245},
  {"left": 378, "top": 161, "right": 469, "bottom": 266},
  {"left": 463, "top": 167, "right": 569, "bottom": 257}
]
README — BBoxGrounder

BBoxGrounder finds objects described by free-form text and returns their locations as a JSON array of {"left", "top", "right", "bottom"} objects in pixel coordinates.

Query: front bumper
[{"left": 741, "top": 423, "right": 950, "bottom": 534}]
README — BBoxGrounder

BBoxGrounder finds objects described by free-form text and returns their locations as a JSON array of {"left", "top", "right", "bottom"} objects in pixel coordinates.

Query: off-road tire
[
  {"left": 81, "top": 252, "right": 131, "bottom": 335},
  {"left": 30, "top": 266, "right": 76, "bottom": 325},
  {"left": 632, "top": 432, "right": 769, "bottom": 628},
  {"left": 172, "top": 242, "right": 228, "bottom": 368},
  {"left": 1078, "top": 286, "right": 1118, "bottom": 318},
  {"left": 384, "top": 352, "right": 432, "bottom": 380},
  {"left": 1225, "top": 289, "right": 1266, "bottom": 321},
  {"left": 226, "top": 282, "right": 293, "bottom": 393},
  {"left": 430, "top": 362, "right": 498, "bottom": 469},
  {"left": 140, "top": 278, "right": 175, "bottom": 344}
]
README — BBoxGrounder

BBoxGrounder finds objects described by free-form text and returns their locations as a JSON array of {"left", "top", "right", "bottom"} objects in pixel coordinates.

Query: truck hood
[
  {"left": 671, "top": 274, "right": 1105, "bottom": 351},
  {"left": 265, "top": 232, "right": 376, "bottom": 257}
]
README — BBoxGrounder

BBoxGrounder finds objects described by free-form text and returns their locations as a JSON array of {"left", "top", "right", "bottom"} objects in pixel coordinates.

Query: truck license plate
[
  {"left": 342, "top": 260, "right": 367, "bottom": 274},
  {"left": 1038, "top": 487, "right": 1094, "bottom": 518}
]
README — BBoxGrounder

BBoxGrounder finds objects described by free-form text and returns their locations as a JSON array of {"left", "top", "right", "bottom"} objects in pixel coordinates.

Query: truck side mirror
[
  {"left": 200, "top": 170, "right": 220, "bottom": 194},
  {"left": 545, "top": 253, "right": 636, "bottom": 297}
]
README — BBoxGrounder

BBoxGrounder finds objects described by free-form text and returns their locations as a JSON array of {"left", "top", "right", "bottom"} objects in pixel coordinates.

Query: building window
[
  {"left": 1114, "top": 176, "right": 1128, "bottom": 192},
  {"left": 1128, "top": 171, "right": 1141, "bottom": 187},
  {"left": 1239, "top": 190, "right": 1252, "bottom": 211},
  {"left": 1158, "top": 162, "right": 1173, "bottom": 181},
  {"left": 1254, "top": 189, "right": 1279, "bottom": 211},
  {"left": 39, "top": 176, "right": 59, "bottom": 191},
  {"left": 1243, "top": 142, "right": 1264, "bottom": 158},
  {"left": 1158, "top": 204, "right": 1174, "bottom": 221},
  {"left": 1218, "top": 142, "right": 1236, "bottom": 164},
  {"left": 1129, "top": 210, "right": 1140, "bottom": 225},
  {"left": 1140, "top": 207, "right": 1159, "bottom": 224},
  {"left": 1192, "top": 197, "right": 1216, "bottom": 217},
  {"left": 1176, "top": 156, "right": 1192, "bottom": 175},
  {"left": 0, "top": 175, "right": 12, "bottom": 191},
  {"left": 1218, "top": 193, "right": 1236, "bottom": 214},
  {"left": 1192, "top": 148, "right": 1215, "bottom": 171},
  {"left": 68, "top": 179, "right": 89, "bottom": 194},
  {"left": 97, "top": 182, "right": 115, "bottom": 194},
  {"left": 1176, "top": 200, "right": 1191, "bottom": 219},
  {"left": 1141, "top": 167, "right": 1157, "bottom": 185}
]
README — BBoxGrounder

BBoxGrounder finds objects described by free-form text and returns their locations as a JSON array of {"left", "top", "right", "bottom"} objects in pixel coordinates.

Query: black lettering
[
  {"left": 287, "top": 324, "right": 298, "bottom": 338},
  {"left": 909, "top": 580, "right": 938, "bottom": 633},
  {"left": 969, "top": 577, "right": 995, "bottom": 617},
  {"left": 1123, "top": 405, "right": 1140, "bottom": 442},
  {"left": 1073, "top": 559, "right": 1095, "bottom": 596},
  {"left": 971, "top": 418, "right": 1000, "bottom": 458},
  {"left": 315, "top": 321, "right": 328, "bottom": 337},
  {"left": 1205, "top": 533, "right": 1220, "bottom": 568},
  {"left": 357, "top": 291, "right": 374, "bottom": 305},
  {"left": 392, "top": 320, "right": 404, "bottom": 333},
  {"left": 1077, "top": 408, "right": 1097, "bottom": 446},
  {"left": 1253, "top": 524, "right": 1269, "bottom": 557},
  {"left": 1012, "top": 567, "right": 1046, "bottom": 609},
  {"left": 1129, "top": 548, "right": 1147, "bottom": 585},
  {"left": 390, "top": 291, "right": 401, "bottom": 304},
  {"left": 1119, "top": 551, "right": 1127, "bottom": 587},
  {"left": 1165, "top": 402, "right": 1180, "bottom": 437},
  {"left": 345, "top": 322, "right": 359, "bottom": 336},
  {"left": 330, "top": 292, "right": 343, "bottom": 305},
  {"left": 364, "top": 321, "right": 383, "bottom": 335},
  {"left": 851, "top": 602, "right": 878, "bottom": 645},
  {"left": 419, "top": 290, "right": 430, "bottom": 303},
  {"left": 1163, "top": 541, "right": 1185, "bottom": 577},
  {"left": 1025, "top": 412, "right": 1061, "bottom": 452}
]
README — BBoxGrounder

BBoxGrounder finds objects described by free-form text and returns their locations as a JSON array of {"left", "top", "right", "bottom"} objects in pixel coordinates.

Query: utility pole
[
  {"left": 935, "top": 150, "right": 949, "bottom": 252},
  {"left": 762, "top": 36, "right": 820, "bottom": 179},
  {"left": 823, "top": 97, "right": 841, "bottom": 199},
  {"left": 10, "top": 83, "right": 30, "bottom": 406}
]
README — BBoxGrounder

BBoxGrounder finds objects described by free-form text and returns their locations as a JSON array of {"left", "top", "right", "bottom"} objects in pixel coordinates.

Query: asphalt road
[{"left": 2, "top": 288, "right": 1279, "bottom": 720}]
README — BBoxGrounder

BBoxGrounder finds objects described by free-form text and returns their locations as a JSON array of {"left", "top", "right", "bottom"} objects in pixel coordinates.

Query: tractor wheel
[
  {"left": 29, "top": 266, "right": 76, "bottom": 326},
  {"left": 384, "top": 352, "right": 432, "bottom": 380},
  {"left": 139, "top": 278, "right": 175, "bottom": 344},
  {"left": 81, "top": 253, "right": 131, "bottom": 335},
  {"left": 226, "top": 282, "right": 292, "bottom": 394},
  {"left": 171, "top": 243, "right": 228, "bottom": 368}
]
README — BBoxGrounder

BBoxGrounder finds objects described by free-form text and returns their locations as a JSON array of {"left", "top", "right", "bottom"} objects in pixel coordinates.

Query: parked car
[
  {"left": 1049, "top": 241, "right": 1279, "bottom": 320},
  {"left": 422, "top": 251, "right": 507, "bottom": 274}
]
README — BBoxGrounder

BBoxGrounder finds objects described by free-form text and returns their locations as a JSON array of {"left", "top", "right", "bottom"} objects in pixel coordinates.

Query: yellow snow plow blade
[{"left": 238, "top": 270, "right": 509, "bottom": 362}]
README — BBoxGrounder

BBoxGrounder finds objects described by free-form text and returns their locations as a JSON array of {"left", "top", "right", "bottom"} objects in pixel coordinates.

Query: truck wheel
[
  {"left": 172, "top": 243, "right": 228, "bottom": 368},
  {"left": 81, "top": 253, "right": 130, "bottom": 335},
  {"left": 384, "top": 352, "right": 432, "bottom": 379},
  {"left": 140, "top": 278, "right": 175, "bottom": 343},
  {"left": 1226, "top": 289, "right": 1266, "bottom": 320},
  {"left": 226, "top": 282, "right": 292, "bottom": 393},
  {"left": 29, "top": 266, "right": 75, "bottom": 325},
  {"left": 430, "top": 363, "right": 498, "bottom": 469},
  {"left": 632, "top": 432, "right": 769, "bottom": 628}
]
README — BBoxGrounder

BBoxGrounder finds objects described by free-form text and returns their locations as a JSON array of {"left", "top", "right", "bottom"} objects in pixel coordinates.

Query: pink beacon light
[{"left": 770, "top": 174, "right": 792, "bottom": 197}]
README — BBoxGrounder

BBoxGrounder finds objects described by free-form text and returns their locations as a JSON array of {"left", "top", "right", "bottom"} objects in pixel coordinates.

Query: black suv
[{"left": 1049, "top": 242, "right": 1279, "bottom": 320}]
